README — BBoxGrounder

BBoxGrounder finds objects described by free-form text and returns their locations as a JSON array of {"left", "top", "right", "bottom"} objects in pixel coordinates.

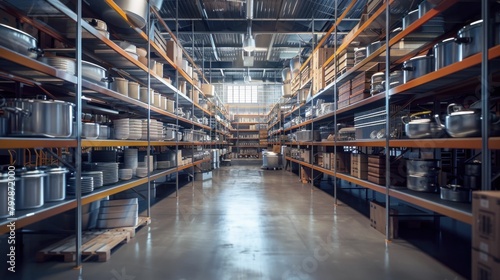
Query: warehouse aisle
[{"left": 13, "top": 165, "right": 464, "bottom": 280}]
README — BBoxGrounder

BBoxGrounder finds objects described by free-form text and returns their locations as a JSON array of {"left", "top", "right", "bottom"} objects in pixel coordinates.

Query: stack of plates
[
  {"left": 114, "top": 119, "right": 129, "bottom": 140},
  {"left": 140, "top": 119, "right": 164, "bottom": 141},
  {"left": 118, "top": 169, "right": 133, "bottom": 180},
  {"left": 67, "top": 177, "right": 94, "bottom": 195},
  {"left": 84, "top": 162, "right": 119, "bottom": 185},
  {"left": 157, "top": 160, "right": 171, "bottom": 169},
  {"left": 136, "top": 167, "right": 148, "bottom": 178},
  {"left": 128, "top": 119, "right": 142, "bottom": 140},
  {"left": 144, "top": 155, "right": 154, "bottom": 172},
  {"left": 124, "top": 148, "right": 138, "bottom": 176},
  {"left": 81, "top": 171, "right": 104, "bottom": 188}
]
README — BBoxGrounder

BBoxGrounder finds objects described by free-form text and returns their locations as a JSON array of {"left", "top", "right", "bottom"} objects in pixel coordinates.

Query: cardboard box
[
  {"left": 471, "top": 248, "right": 500, "bottom": 280},
  {"left": 370, "top": 201, "right": 398, "bottom": 239},
  {"left": 473, "top": 191, "right": 500, "bottom": 259},
  {"left": 331, "top": 153, "right": 350, "bottom": 173}
]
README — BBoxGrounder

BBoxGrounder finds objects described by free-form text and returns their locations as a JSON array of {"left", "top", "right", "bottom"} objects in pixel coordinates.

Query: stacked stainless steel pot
[
  {"left": 15, "top": 169, "right": 47, "bottom": 210},
  {"left": 0, "top": 23, "right": 43, "bottom": 59},
  {"left": 39, "top": 167, "right": 69, "bottom": 202},
  {"left": 3, "top": 97, "right": 75, "bottom": 137},
  {"left": 402, "top": 55, "right": 435, "bottom": 83},
  {"left": 407, "top": 159, "right": 439, "bottom": 192},
  {"left": 463, "top": 162, "right": 481, "bottom": 189}
]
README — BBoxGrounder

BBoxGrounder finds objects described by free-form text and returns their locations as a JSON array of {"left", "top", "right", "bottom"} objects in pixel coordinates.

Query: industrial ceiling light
[{"left": 243, "top": 23, "right": 255, "bottom": 52}]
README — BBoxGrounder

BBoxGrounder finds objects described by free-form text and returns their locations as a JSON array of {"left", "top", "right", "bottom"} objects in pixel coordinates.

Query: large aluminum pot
[
  {"left": 440, "top": 185, "right": 470, "bottom": 202},
  {"left": 435, "top": 103, "right": 500, "bottom": 138},
  {"left": 366, "top": 41, "right": 382, "bottom": 57},
  {"left": 402, "top": 55, "right": 435, "bottom": 83},
  {"left": 82, "top": 60, "right": 109, "bottom": 87},
  {"left": 402, "top": 9, "right": 419, "bottom": 30},
  {"left": 407, "top": 174, "right": 438, "bottom": 192},
  {"left": 407, "top": 159, "right": 440, "bottom": 176},
  {"left": 455, "top": 20, "right": 482, "bottom": 60},
  {"left": 101, "top": 0, "right": 148, "bottom": 29},
  {"left": 434, "top": 38, "right": 460, "bottom": 69},
  {"left": 282, "top": 83, "right": 292, "bottom": 97},
  {"left": 402, "top": 111, "right": 444, "bottom": 138},
  {"left": 0, "top": 23, "right": 42, "bottom": 59},
  {"left": 4, "top": 98, "right": 74, "bottom": 137},
  {"left": 15, "top": 169, "right": 46, "bottom": 210},
  {"left": 39, "top": 167, "right": 68, "bottom": 202},
  {"left": 151, "top": 0, "right": 164, "bottom": 11},
  {"left": 0, "top": 171, "right": 18, "bottom": 218}
]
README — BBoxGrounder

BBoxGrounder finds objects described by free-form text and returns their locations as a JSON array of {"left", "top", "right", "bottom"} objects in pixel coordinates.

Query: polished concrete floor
[{"left": 5, "top": 164, "right": 465, "bottom": 279}]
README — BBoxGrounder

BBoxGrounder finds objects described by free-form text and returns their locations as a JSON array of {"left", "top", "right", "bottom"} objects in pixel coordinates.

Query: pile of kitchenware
[
  {"left": 402, "top": 1, "right": 444, "bottom": 35},
  {"left": 407, "top": 159, "right": 439, "bottom": 192},
  {"left": 96, "top": 198, "right": 138, "bottom": 229},
  {"left": 295, "top": 129, "right": 320, "bottom": 142},
  {"left": 118, "top": 168, "right": 133, "bottom": 180},
  {"left": 81, "top": 171, "right": 104, "bottom": 188},
  {"left": 402, "top": 110, "right": 444, "bottom": 139},
  {"left": 0, "top": 23, "right": 43, "bottom": 59},
  {"left": 66, "top": 18, "right": 109, "bottom": 39},
  {"left": 435, "top": 103, "right": 500, "bottom": 138},
  {"left": 319, "top": 125, "right": 336, "bottom": 141},
  {"left": 370, "top": 71, "right": 404, "bottom": 94},
  {"left": 67, "top": 177, "right": 94, "bottom": 195},
  {"left": 128, "top": 119, "right": 142, "bottom": 140},
  {"left": 123, "top": 148, "right": 138, "bottom": 176},
  {"left": 83, "top": 162, "right": 119, "bottom": 185},
  {"left": 2, "top": 97, "right": 74, "bottom": 138},
  {"left": 141, "top": 119, "right": 163, "bottom": 141},
  {"left": 113, "top": 118, "right": 129, "bottom": 140}
]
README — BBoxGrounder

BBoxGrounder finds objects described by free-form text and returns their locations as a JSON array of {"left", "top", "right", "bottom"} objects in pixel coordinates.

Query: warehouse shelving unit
[
  {"left": 277, "top": 0, "right": 499, "bottom": 238},
  {"left": 0, "top": 0, "right": 229, "bottom": 265}
]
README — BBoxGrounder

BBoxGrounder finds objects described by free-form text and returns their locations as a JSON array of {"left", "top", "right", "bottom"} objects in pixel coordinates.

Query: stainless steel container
[
  {"left": 82, "top": 122, "right": 100, "bottom": 139},
  {"left": 407, "top": 159, "right": 440, "bottom": 175},
  {"left": 0, "top": 23, "right": 42, "bottom": 59},
  {"left": 40, "top": 167, "right": 68, "bottom": 202},
  {"left": 16, "top": 169, "right": 47, "bottom": 209},
  {"left": 110, "top": 77, "right": 129, "bottom": 96},
  {"left": 402, "top": 55, "right": 435, "bottom": 83},
  {"left": 82, "top": 60, "right": 108, "bottom": 87},
  {"left": 407, "top": 174, "right": 438, "bottom": 192},
  {"left": 366, "top": 41, "right": 382, "bottom": 57},
  {"left": 434, "top": 38, "right": 460, "bottom": 69},
  {"left": 402, "top": 9, "right": 419, "bottom": 30},
  {"left": 4, "top": 98, "right": 74, "bottom": 137},
  {"left": 440, "top": 185, "right": 470, "bottom": 202},
  {"left": 456, "top": 20, "right": 483, "bottom": 60}
]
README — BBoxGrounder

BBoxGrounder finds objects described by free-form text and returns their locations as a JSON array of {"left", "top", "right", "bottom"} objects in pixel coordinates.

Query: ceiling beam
[
  {"left": 266, "top": 34, "right": 276, "bottom": 61},
  {"left": 162, "top": 18, "right": 360, "bottom": 22},
  {"left": 162, "top": 31, "right": 343, "bottom": 35}
]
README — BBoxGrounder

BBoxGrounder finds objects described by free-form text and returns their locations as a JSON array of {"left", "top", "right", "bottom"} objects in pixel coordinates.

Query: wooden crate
[
  {"left": 339, "top": 92, "right": 350, "bottom": 102},
  {"left": 338, "top": 80, "right": 351, "bottom": 96},
  {"left": 351, "top": 153, "right": 368, "bottom": 179},
  {"left": 331, "top": 153, "right": 351, "bottom": 173},
  {"left": 313, "top": 47, "right": 336, "bottom": 69},
  {"left": 312, "top": 68, "right": 324, "bottom": 95},
  {"left": 350, "top": 93, "right": 371, "bottom": 104},
  {"left": 36, "top": 231, "right": 130, "bottom": 262},
  {"left": 370, "top": 201, "right": 398, "bottom": 239}
]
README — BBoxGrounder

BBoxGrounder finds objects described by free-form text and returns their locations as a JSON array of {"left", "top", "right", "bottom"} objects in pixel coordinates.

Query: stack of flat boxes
[
  {"left": 350, "top": 71, "right": 372, "bottom": 105},
  {"left": 351, "top": 153, "right": 368, "bottom": 179},
  {"left": 322, "top": 153, "right": 351, "bottom": 173},
  {"left": 323, "top": 47, "right": 355, "bottom": 86},
  {"left": 338, "top": 80, "right": 351, "bottom": 109},
  {"left": 472, "top": 191, "right": 500, "bottom": 280},
  {"left": 300, "top": 65, "right": 311, "bottom": 87}
]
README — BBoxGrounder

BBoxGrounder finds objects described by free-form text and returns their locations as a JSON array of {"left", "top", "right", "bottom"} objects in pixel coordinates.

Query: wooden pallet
[
  {"left": 36, "top": 230, "right": 130, "bottom": 262},
  {"left": 107, "top": 216, "right": 151, "bottom": 238}
]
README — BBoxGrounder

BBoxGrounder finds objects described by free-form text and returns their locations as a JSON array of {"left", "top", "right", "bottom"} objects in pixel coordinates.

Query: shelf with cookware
[
  {"left": 0, "top": 0, "right": 226, "bottom": 243},
  {"left": 0, "top": 158, "right": 210, "bottom": 235},
  {"left": 279, "top": 0, "right": 498, "bottom": 230}
]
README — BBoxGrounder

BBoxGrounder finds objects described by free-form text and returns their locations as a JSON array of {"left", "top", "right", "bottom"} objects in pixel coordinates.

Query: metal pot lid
[
  {"left": 42, "top": 166, "right": 69, "bottom": 174},
  {"left": 408, "top": 119, "right": 431, "bottom": 124},
  {"left": 7, "top": 98, "right": 75, "bottom": 107},
  {"left": 0, "top": 23, "right": 38, "bottom": 43},
  {"left": 82, "top": 60, "right": 107, "bottom": 71},
  {"left": 371, "top": 41, "right": 381, "bottom": 45},
  {"left": 409, "top": 55, "right": 434, "bottom": 61},
  {"left": 449, "top": 110, "right": 477, "bottom": 116},
  {"left": 439, "top": 37, "right": 455, "bottom": 44},
  {"left": 17, "top": 169, "right": 47, "bottom": 177},
  {"left": 0, "top": 172, "right": 19, "bottom": 182},
  {"left": 372, "top": 72, "right": 385, "bottom": 77}
]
